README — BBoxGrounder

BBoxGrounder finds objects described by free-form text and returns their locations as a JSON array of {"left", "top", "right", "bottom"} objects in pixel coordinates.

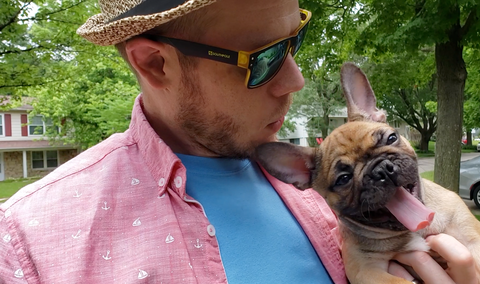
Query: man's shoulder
[{"left": 1, "top": 132, "right": 138, "bottom": 211}]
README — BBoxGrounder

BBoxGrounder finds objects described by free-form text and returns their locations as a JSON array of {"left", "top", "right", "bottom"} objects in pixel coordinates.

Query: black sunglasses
[{"left": 146, "top": 9, "right": 312, "bottom": 89}]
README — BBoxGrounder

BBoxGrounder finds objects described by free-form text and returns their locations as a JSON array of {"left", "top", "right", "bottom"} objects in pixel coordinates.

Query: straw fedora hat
[{"left": 77, "top": 0, "right": 216, "bottom": 46}]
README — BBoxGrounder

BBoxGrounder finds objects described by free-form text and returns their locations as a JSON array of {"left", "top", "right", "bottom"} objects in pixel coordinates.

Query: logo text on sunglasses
[{"left": 208, "top": 51, "right": 231, "bottom": 59}]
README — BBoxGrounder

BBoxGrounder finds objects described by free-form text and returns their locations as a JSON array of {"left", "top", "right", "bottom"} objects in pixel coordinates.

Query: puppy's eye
[
  {"left": 335, "top": 174, "right": 352, "bottom": 186},
  {"left": 386, "top": 133, "right": 397, "bottom": 145}
]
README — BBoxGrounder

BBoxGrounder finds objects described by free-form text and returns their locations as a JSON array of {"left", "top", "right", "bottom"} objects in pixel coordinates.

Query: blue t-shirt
[{"left": 176, "top": 154, "right": 333, "bottom": 284}]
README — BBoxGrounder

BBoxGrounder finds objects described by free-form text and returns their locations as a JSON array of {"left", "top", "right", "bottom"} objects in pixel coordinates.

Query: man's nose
[{"left": 267, "top": 54, "right": 305, "bottom": 96}]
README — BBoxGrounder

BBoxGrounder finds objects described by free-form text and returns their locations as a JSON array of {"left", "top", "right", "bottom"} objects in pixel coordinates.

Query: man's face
[{"left": 148, "top": 0, "right": 305, "bottom": 158}]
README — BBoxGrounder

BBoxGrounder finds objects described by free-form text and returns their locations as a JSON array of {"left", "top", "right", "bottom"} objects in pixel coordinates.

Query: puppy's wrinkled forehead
[{"left": 321, "top": 121, "right": 392, "bottom": 158}]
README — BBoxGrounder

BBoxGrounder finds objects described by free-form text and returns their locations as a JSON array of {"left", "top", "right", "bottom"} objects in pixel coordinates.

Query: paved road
[
  {"left": 417, "top": 152, "right": 480, "bottom": 174},
  {"left": 418, "top": 152, "right": 480, "bottom": 215}
]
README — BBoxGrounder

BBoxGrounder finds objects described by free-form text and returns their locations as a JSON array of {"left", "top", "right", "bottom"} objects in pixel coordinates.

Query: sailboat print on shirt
[
  {"left": 3, "top": 234, "right": 11, "bottom": 243},
  {"left": 131, "top": 178, "right": 140, "bottom": 185},
  {"left": 165, "top": 233, "right": 174, "bottom": 244},
  {"left": 14, "top": 269, "right": 23, "bottom": 278},
  {"left": 132, "top": 218, "right": 141, "bottom": 227},
  {"left": 28, "top": 219, "right": 39, "bottom": 227},
  {"left": 138, "top": 269, "right": 148, "bottom": 279}
]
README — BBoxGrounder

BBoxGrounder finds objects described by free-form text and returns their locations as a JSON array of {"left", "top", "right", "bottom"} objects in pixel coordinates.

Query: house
[
  {"left": 278, "top": 107, "right": 412, "bottom": 146},
  {"left": 0, "top": 98, "right": 79, "bottom": 181}
]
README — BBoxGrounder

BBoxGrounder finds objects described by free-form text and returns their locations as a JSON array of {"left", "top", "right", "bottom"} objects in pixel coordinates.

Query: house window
[
  {"left": 32, "top": 150, "right": 58, "bottom": 169},
  {"left": 289, "top": 138, "right": 300, "bottom": 145},
  {"left": 29, "top": 116, "right": 58, "bottom": 135},
  {"left": 393, "top": 120, "right": 400, "bottom": 129},
  {"left": 0, "top": 114, "right": 3, "bottom": 136}
]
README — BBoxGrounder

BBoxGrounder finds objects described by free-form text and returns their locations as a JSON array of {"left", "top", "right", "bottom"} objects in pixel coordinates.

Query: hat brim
[{"left": 77, "top": 0, "right": 216, "bottom": 46}]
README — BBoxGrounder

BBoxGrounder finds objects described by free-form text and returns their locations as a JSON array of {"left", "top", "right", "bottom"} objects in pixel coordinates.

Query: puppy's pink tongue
[{"left": 385, "top": 187, "right": 434, "bottom": 232}]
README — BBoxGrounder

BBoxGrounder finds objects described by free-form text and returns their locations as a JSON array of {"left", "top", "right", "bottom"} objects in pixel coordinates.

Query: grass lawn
[
  {"left": 420, "top": 171, "right": 434, "bottom": 181},
  {"left": 0, "top": 178, "right": 40, "bottom": 199},
  {"left": 414, "top": 141, "right": 479, "bottom": 158}
]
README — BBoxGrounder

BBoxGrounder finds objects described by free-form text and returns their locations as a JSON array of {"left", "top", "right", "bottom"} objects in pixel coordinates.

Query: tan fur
[
  {"left": 255, "top": 63, "right": 480, "bottom": 283},
  {"left": 319, "top": 121, "right": 480, "bottom": 284},
  {"left": 256, "top": 63, "right": 480, "bottom": 284}
]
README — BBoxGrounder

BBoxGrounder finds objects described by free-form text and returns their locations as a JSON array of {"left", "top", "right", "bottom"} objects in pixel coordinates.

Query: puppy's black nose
[{"left": 371, "top": 160, "right": 398, "bottom": 183}]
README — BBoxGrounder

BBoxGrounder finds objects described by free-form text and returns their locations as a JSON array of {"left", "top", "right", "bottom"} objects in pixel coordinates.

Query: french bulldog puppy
[{"left": 255, "top": 63, "right": 480, "bottom": 283}]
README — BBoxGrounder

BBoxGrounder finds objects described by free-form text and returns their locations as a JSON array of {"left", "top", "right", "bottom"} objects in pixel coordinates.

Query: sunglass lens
[
  {"left": 292, "top": 23, "right": 309, "bottom": 56},
  {"left": 248, "top": 41, "right": 289, "bottom": 87}
]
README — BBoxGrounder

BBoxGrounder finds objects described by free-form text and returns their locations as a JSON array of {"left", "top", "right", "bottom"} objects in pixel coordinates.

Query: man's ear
[
  {"left": 254, "top": 142, "right": 318, "bottom": 190},
  {"left": 125, "top": 37, "right": 178, "bottom": 89}
]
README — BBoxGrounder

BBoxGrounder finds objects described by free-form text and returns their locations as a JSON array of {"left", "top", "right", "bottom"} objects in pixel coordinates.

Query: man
[{"left": 0, "top": 0, "right": 475, "bottom": 283}]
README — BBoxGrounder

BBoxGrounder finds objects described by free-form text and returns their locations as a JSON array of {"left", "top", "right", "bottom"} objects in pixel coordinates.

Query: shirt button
[
  {"left": 174, "top": 176, "right": 183, "bottom": 188},
  {"left": 207, "top": 224, "right": 216, "bottom": 237},
  {"left": 158, "top": 178, "right": 165, "bottom": 187}
]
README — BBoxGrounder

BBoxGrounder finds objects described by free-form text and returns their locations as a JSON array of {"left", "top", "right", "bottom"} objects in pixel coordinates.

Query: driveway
[{"left": 418, "top": 152, "right": 480, "bottom": 215}]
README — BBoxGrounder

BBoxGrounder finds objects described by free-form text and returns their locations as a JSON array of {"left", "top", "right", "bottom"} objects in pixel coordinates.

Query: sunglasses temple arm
[{"left": 153, "top": 36, "right": 239, "bottom": 66}]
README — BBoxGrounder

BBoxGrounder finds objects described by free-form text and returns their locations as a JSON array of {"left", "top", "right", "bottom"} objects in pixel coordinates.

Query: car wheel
[{"left": 474, "top": 186, "right": 480, "bottom": 209}]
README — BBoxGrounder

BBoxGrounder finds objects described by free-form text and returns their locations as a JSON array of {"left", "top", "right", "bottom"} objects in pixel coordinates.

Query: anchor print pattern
[
  {"left": 0, "top": 99, "right": 264, "bottom": 284},
  {"left": 102, "top": 250, "right": 112, "bottom": 260},
  {"left": 102, "top": 201, "right": 110, "bottom": 210},
  {"left": 72, "top": 230, "right": 81, "bottom": 239},
  {"left": 73, "top": 189, "right": 82, "bottom": 198}
]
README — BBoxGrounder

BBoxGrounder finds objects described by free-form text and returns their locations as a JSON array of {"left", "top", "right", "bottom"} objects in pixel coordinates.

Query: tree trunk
[
  {"left": 466, "top": 129, "right": 472, "bottom": 146},
  {"left": 433, "top": 24, "right": 466, "bottom": 193},
  {"left": 419, "top": 131, "right": 431, "bottom": 152},
  {"left": 322, "top": 113, "right": 330, "bottom": 138}
]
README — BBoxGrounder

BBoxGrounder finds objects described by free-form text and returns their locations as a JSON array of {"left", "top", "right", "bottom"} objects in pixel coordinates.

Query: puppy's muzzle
[{"left": 370, "top": 160, "right": 399, "bottom": 185}]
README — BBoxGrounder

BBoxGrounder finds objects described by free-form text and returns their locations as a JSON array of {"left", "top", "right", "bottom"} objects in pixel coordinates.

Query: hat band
[{"left": 108, "top": 0, "right": 189, "bottom": 23}]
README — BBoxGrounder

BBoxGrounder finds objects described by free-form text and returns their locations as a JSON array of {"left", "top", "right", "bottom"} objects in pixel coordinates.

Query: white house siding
[
  {"left": 278, "top": 107, "right": 412, "bottom": 146},
  {"left": 278, "top": 116, "right": 310, "bottom": 146},
  {"left": 0, "top": 99, "right": 80, "bottom": 181}
]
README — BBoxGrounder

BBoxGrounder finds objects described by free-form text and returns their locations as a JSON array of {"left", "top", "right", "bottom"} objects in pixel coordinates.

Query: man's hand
[{"left": 390, "top": 234, "right": 478, "bottom": 284}]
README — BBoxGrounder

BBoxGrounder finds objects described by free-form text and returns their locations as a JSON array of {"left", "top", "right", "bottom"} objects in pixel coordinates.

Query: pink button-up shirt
[{"left": 0, "top": 95, "right": 347, "bottom": 283}]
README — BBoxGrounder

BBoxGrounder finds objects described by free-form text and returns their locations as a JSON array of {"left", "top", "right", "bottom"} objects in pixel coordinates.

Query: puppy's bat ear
[
  {"left": 254, "top": 142, "right": 317, "bottom": 190},
  {"left": 340, "top": 62, "right": 386, "bottom": 123}
]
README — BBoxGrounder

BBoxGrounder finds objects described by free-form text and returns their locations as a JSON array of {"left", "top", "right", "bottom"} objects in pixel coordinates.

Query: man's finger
[
  {"left": 394, "top": 251, "right": 455, "bottom": 284},
  {"left": 426, "top": 234, "right": 478, "bottom": 284},
  {"left": 388, "top": 261, "right": 414, "bottom": 281}
]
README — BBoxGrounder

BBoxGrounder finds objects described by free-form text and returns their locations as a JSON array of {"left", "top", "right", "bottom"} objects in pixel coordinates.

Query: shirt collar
[{"left": 129, "top": 94, "right": 187, "bottom": 198}]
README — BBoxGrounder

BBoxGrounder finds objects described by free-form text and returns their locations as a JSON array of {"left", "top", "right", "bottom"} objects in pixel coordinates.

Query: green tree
[
  {"left": 1, "top": 0, "right": 94, "bottom": 95},
  {"left": 30, "top": 47, "right": 139, "bottom": 149},
  {"left": 354, "top": 0, "right": 480, "bottom": 192},
  {"left": 464, "top": 48, "right": 480, "bottom": 142},
  {"left": 289, "top": 68, "right": 344, "bottom": 144},
  {"left": 285, "top": 0, "right": 359, "bottom": 145},
  {"left": 365, "top": 52, "right": 437, "bottom": 152},
  {"left": 2, "top": 0, "right": 140, "bottom": 148}
]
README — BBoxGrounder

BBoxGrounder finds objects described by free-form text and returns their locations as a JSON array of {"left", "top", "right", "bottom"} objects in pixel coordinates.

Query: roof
[
  {"left": 0, "top": 96, "right": 34, "bottom": 111},
  {"left": 0, "top": 140, "right": 77, "bottom": 151}
]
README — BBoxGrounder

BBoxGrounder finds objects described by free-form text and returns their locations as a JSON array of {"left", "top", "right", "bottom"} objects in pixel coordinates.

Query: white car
[
  {"left": 477, "top": 143, "right": 480, "bottom": 152},
  {"left": 459, "top": 155, "right": 480, "bottom": 208}
]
